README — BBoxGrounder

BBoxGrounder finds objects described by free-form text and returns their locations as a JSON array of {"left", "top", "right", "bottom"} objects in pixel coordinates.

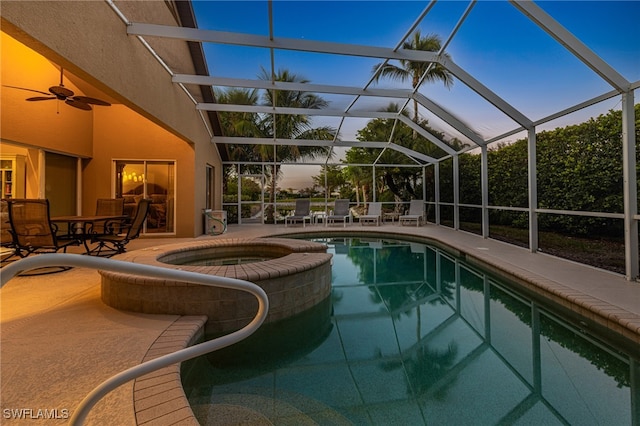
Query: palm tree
[
  {"left": 214, "top": 87, "right": 262, "bottom": 163},
  {"left": 217, "top": 68, "right": 337, "bottom": 222},
  {"left": 372, "top": 30, "right": 453, "bottom": 124},
  {"left": 258, "top": 68, "right": 337, "bottom": 221}
]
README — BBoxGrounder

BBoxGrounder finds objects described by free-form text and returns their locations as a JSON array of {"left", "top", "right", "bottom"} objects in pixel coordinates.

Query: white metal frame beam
[
  {"left": 134, "top": 21, "right": 531, "bottom": 134},
  {"left": 413, "top": 92, "right": 485, "bottom": 145},
  {"left": 200, "top": 103, "right": 456, "bottom": 158},
  {"left": 128, "top": 23, "right": 441, "bottom": 63},
  {"left": 621, "top": 91, "right": 638, "bottom": 280},
  {"left": 214, "top": 137, "right": 438, "bottom": 163},
  {"left": 173, "top": 74, "right": 413, "bottom": 98},
  {"left": 510, "top": 0, "right": 631, "bottom": 92},
  {"left": 176, "top": 74, "right": 484, "bottom": 149},
  {"left": 441, "top": 59, "right": 533, "bottom": 129},
  {"left": 124, "top": 3, "right": 639, "bottom": 280},
  {"left": 176, "top": 75, "right": 635, "bottom": 150}
]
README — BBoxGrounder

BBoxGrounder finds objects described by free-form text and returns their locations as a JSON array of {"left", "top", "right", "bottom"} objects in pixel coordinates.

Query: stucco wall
[
  {"left": 1, "top": 1, "right": 223, "bottom": 236},
  {"left": 1, "top": 33, "right": 94, "bottom": 157},
  {"left": 89, "top": 106, "right": 196, "bottom": 237},
  {"left": 1, "top": 1, "right": 206, "bottom": 145}
]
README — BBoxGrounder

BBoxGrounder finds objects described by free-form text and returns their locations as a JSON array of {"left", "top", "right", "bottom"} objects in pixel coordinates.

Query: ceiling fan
[{"left": 4, "top": 67, "right": 111, "bottom": 111}]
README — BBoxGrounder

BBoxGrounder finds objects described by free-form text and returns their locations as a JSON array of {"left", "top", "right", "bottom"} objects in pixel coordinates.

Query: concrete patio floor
[{"left": 1, "top": 223, "right": 638, "bottom": 425}]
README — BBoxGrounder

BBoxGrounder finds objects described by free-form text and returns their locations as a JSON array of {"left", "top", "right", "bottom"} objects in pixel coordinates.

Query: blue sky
[{"left": 191, "top": 0, "right": 639, "bottom": 187}]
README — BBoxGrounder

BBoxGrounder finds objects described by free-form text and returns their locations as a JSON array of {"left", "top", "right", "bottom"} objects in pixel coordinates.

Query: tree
[
  {"left": 454, "top": 104, "right": 640, "bottom": 236},
  {"left": 258, "top": 68, "right": 337, "bottom": 221},
  {"left": 371, "top": 30, "right": 454, "bottom": 124},
  {"left": 216, "top": 68, "right": 337, "bottom": 222},
  {"left": 312, "top": 165, "right": 346, "bottom": 198},
  {"left": 343, "top": 103, "right": 462, "bottom": 205}
]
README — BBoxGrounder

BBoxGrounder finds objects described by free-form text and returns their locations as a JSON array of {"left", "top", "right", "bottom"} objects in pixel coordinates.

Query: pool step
[{"left": 191, "top": 390, "right": 352, "bottom": 425}]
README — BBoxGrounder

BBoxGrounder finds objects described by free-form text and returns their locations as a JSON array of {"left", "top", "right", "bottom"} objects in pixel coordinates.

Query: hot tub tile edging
[{"left": 101, "top": 238, "right": 333, "bottom": 334}]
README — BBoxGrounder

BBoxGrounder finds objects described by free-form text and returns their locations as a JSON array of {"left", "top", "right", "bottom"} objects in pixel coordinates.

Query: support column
[
  {"left": 237, "top": 164, "right": 242, "bottom": 225},
  {"left": 481, "top": 146, "right": 489, "bottom": 238},
  {"left": 528, "top": 128, "right": 539, "bottom": 253},
  {"left": 435, "top": 163, "right": 441, "bottom": 225},
  {"left": 622, "top": 91, "right": 638, "bottom": 281},
  {"left": 372, "top": 165, "right": 376, "bottom": 202},
  {"left": 453, "top": 154, "right": 460, "bottom": 230},
  {"left": 422, "top": 166, "right": 427, "bottom": 203}
]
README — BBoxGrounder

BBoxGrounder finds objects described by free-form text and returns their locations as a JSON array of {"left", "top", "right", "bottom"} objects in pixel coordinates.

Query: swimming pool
[{"left": 182, "top": 236, "right": 639, "bottom": 425}]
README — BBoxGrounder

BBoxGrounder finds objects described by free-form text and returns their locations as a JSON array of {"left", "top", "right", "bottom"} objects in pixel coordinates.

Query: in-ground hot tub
[{"left": 99, "top": 238, "right": 332, "bottom": 333}]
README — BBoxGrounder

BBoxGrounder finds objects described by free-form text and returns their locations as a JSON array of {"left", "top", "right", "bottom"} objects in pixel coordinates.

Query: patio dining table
[{"left": 50, "top": 214, "right": 127, "bottom": 254}]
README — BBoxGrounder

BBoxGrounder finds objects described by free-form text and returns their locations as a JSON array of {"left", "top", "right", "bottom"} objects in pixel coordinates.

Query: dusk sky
[{"left": 191, "top": 1, "right": 640, "bottom": 188}]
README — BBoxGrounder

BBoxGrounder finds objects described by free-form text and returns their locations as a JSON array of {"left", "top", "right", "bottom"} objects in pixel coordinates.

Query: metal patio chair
[
  {"left": 1, "top": 199, "right": 21, "bottom": 264},
  {"left": 285, "top": 199, "right": 312, "bottom": 227},
  {"left": 359, "top": 202, "right": 382, "bottom": 226},
  {"left": 89, "top": 198, "right": 151, "bottom": 257},
  {"left": 5, "top": 199, "right": 77, "bottom": 273},
  {"left": 90, "top": 198, "right": 125, "bottom": 236},
  {"left": 326, "top": 199, "right": 351, "bottom": 227},
  {"left": 6, "top": 199, "right": 77, "bottom": 255},
  {"left": 399, "top": 200, "right": 424, "bottom": 227}
]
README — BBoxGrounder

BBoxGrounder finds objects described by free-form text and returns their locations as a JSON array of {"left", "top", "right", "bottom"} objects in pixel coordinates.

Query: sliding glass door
[{"left": 115, "top": 160, "right": 175, "bottom": 234}]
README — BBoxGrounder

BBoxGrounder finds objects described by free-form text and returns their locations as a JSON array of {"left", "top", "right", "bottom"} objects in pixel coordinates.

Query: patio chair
[
  {"left": 5, "top": 199, "right": 77, "bottom": 272},
  {"left": 285, "top": 199, "right": 312, "bottom": 227},
  {"left": 1, "top": 199, "right": 21, "bottom": 264},
  {"left": 359, "top": 202, "right": 382, "bottom": 226},
  {"left": 399, "top": 199, "right": 424, "bottom": 227},
  {"left": 89, "top": 198, "right": 151, "bottom": 257},
  {"left": 326, "top": 199, "right": 351, "bottom": 227},
  {"left": 91, "top": 198, "right": 125, "bottom": 235}
]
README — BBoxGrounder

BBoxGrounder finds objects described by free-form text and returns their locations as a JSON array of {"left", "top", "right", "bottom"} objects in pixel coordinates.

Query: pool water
[{"left": 183, "top": 237, "right": 639, "bottom": 425}]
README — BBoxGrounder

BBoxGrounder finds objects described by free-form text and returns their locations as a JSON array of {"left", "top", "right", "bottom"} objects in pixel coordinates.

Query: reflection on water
[{"left": 183, "top": 237, "right": 639, "bottom": 425}]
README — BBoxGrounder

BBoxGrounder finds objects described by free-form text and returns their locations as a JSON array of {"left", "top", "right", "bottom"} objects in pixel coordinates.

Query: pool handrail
[{"left": 0, "top": 253, "right": 269, "bottom": 426}]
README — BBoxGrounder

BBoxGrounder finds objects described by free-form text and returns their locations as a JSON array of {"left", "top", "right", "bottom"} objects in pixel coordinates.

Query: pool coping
[
  {"left": 269, "top": 227, "right": 640, "bottom": 345},
  {"left": 133, "top": 315, "right": 206, "bottom": 426},
  {"left": 3, "top": 224, "right": 636, "bottom": 426},
  {"left": 132, "top": 227, "right": 639, "bottom": 426}
]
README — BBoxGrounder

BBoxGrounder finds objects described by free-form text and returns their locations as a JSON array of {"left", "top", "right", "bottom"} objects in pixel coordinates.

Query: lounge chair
[
  {"left": 360, "top": 202, "right": 382, "bottom": 226},
  {"left": 5, "top": 199, "right": 77, "bottom": 272},
  {"left": 89, "top": 198, "right": 151, "bottom": 257},
  {"left": 399, "top": 199, "right": 424, "bottom": 226},
  {"left": 326, "top": 199, "right": 351, "bottom": 227},
  {"left": 285, "top": 199, "right": 312, "bottom": 227}
]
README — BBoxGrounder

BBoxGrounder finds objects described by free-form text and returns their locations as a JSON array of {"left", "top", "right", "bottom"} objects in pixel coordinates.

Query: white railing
[{"left": 0, "top": 254, "right": 269, "bottom": 425}]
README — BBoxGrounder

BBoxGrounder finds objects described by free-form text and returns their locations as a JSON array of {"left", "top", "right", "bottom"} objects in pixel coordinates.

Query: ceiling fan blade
[
  {"left": 26, "top": 96, "right": 56, "bottom": 101},
  {"left": 49, "top": 85, "right": 74, "bottom": 98},
  {"left": 65, "top": 98, "right": 92, "bottom": 111},
  {"left": 73, "top": 96, "right": 111, "bottom": 106},
  {"left": 3, "top": 85, "right": 52, "bottom": 96}
]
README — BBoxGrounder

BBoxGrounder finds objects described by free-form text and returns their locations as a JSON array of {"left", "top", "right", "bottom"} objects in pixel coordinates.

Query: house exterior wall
[
  {"left": 1, "top": 32, "right": 94, "bottom": 157},
  {"left": 1, "top": 0, "right": 222, "bottom": 237},
  {"left": 88, "top": 106, "right": 196, "bottom": 237}
]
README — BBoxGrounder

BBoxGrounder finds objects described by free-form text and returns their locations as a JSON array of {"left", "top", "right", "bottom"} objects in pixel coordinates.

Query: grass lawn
[{"left": 465, "top": 222, "right": 628, "bottom": 275}]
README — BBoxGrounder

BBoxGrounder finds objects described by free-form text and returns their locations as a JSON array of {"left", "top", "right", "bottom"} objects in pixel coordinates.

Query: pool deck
[{"left": 1, "top": 223, "right": 638, "bottom": 425}]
